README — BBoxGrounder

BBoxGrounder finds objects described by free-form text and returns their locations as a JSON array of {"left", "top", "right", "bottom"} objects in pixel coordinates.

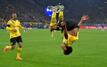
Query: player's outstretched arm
[{"left": 78, "top": 15, "right": 89, "bottom": 26}]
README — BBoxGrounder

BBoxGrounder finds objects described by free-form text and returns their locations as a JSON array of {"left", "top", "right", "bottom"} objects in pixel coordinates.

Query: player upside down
[{"left": 61, "top": 15, "right": 89, "bottom": 55}]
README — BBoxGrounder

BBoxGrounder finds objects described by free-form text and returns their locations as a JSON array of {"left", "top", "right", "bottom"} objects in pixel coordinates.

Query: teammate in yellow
[
  {"left": 3, "top": 13, "right": 24, "bottom": 60},
  {"left": 61, "top": 15, "right": 89, "bottom": 55},
  {"left": 49, "top": 8, "right": 64, "bottom": 37},
  {"left": 49, "top": 9, "right": 57, "bottom": 37}
]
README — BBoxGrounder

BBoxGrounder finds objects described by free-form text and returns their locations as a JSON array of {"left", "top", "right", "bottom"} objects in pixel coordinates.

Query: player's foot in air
[{"left": 3, "top": 46, "right": 10, "bottom": 53}]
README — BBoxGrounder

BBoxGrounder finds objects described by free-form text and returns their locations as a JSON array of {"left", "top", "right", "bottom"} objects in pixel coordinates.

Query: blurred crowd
[{"left": 0, "top": 0, "right": 107, "bottom": 29}]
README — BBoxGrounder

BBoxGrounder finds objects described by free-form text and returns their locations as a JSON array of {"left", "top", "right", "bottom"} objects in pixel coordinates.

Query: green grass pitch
[{"left": 0, "top": 29, "right": 107, "bottom": 67}]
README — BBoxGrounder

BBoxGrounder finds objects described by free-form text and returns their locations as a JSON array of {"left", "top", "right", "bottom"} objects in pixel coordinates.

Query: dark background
[{"left": 0, "top": 0, "right": 107, "bottom": 23}]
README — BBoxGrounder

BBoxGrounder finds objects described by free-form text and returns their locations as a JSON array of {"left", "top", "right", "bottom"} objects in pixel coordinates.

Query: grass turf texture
[{"left": 0, "top": 29, "right": 107, "bottom": 67}]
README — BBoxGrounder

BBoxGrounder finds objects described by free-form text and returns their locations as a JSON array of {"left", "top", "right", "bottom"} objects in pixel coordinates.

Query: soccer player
[
  {"left": 3, "top": 13, "right": 24, "bottom": 61},
  {"left": 49, "top": 9, "right": 64, "bottom": 37},
  {"left": 61, "top": 15, "right": 89, "bottom": 55}
]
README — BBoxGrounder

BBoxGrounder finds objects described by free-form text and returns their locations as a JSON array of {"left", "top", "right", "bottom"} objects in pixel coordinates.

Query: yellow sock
[
  {"left": 16, "top": 48, "right": 22, "bottom": 60},
  {"left": 17, "top": 48, "right": 22, "bottom": 57}
]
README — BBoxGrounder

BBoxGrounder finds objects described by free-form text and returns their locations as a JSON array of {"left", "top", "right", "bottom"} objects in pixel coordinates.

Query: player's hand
[
  {"left": 12, "top": 28, "right": 17, "bottom": 32},
  {"left": 81, "top": 15, "right": 89, "bottom": 21}
]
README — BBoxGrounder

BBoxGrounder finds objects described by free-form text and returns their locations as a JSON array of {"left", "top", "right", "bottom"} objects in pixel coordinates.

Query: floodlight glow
[{"left": 45, "top": 8, "right": 52, "bottom": 16}]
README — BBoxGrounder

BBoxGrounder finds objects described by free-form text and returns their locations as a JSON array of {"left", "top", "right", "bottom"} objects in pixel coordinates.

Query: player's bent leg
[
  {"left": 4, "top": 37, "right": 17, "bottom": 53},
  {"left": 3, "top": 43, "right": 16, "bottom": 53},
  {"left": 3, "top": 45, "right": 12, "bottom": 53}
]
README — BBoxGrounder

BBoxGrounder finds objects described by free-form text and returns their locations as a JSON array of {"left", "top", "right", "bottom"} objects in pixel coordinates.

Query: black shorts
[{"left": 10, "top": 36, "right": 23, "bottom": 45}]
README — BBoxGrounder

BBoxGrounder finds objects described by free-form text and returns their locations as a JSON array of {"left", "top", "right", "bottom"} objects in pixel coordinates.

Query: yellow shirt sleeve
[
  {"left": 6, "top": 21, "right": 13, "bottom": 31},
  {"left": 6, "top": 27, "right": 13, "bottom": 31}
]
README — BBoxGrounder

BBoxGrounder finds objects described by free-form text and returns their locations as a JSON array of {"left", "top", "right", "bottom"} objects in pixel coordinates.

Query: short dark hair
[
  {"left": 64, "top": 46, "right": 73, "bottom": 55},
  {"left": 65, "top": 20, "right": 79, "bottom": 31}
]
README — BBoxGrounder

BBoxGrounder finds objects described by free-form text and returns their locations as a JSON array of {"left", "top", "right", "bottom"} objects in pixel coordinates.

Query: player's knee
[
  {"left": 11, "top": 42, "right": 16, "bottom": 49},
  {"left": 18, "top": 42, "right": 22, "bottom": 48},
  {"left": 64, "top": 47, "right": 73, "bottom": 55}
]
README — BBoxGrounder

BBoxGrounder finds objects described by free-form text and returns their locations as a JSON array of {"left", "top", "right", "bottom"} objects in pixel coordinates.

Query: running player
[{"left": 3, "top": 13, "right": 24, "bottom": 60}]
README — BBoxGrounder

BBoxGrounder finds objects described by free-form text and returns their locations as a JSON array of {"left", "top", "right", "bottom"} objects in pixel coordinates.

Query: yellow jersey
[
  {"left": 59, "top": 11, "right": 64, "bottom": 20},
  {"left": 50, "top": 12, "right": 56, "bottom": 23},
  {"left": 50, "top": 12, "right": 57, "bottom": 27},
  {"left": 6, "top": 20, "right": 24, "bottom": 38},
  {"left": 63, "top": 33, "right": 79, "bottom": 46}
]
